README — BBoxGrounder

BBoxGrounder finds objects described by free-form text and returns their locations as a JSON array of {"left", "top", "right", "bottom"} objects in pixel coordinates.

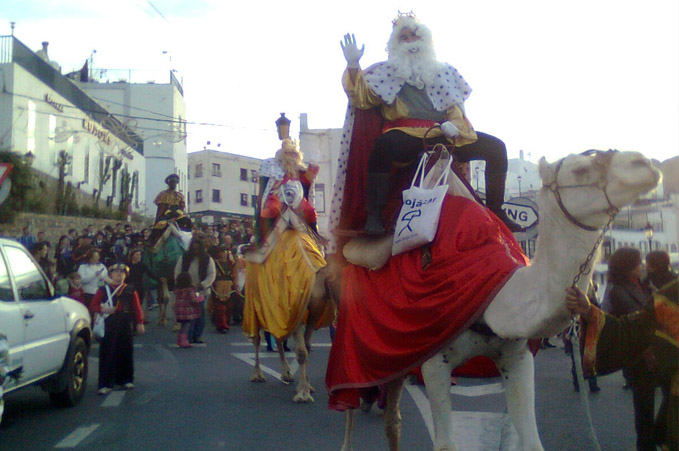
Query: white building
[
  {"left": 187, "top": 150, "right": 261, "bottom": 225},
  {"left": 0, "top": 36, "right": 146, "bottom": 213},
  {"left": 77, "top": 73, "right": 187, "bottom": 219},
  {"left": 299, "top": 113, "right": 342, "bottom": 236},
  {"left": 185, "top": 113, "right": 341, "bottom": 236}
]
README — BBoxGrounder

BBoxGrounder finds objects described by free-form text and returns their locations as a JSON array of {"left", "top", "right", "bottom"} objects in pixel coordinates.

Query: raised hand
[{"left": 340, "top": 33, "right": 364, "bottom": 68}]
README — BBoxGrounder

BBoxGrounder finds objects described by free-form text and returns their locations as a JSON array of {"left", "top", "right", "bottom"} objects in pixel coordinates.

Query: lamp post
[
  {"left": 475, "top": 166, "right": 480, "bottom": 191},
  {"left": 644, "top": 222, "right": 654, "bottom": 253},
  {"left": 275, "top": 113, "right": 291, "bottom": 140},
  {"left": 517, "top": 175, "right": 522, "bottom": 197}
]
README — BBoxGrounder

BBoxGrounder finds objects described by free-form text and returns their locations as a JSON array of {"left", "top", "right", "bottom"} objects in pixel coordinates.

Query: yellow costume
[{"left": 242, "top": 230, "right": 333, "bottom": 340}]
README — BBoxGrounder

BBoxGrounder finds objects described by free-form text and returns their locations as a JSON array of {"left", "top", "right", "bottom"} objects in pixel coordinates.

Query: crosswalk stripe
[
  {"left": 101, "top": 390, "right": 126, "bottom": 407},
  {"left": 55, "top": 424, "right": 100, "bottom": 448},
  {"left": 450, "top": 382, "right": 504, "bottom": 397}
]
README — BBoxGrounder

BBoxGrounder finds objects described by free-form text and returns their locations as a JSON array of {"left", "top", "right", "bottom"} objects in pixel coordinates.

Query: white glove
[
  {"left": 440, "top": 121, "right": 460, "bottom": 139},
  {"left": 340, "top": 33, "right": 364, "bottom": 69}
]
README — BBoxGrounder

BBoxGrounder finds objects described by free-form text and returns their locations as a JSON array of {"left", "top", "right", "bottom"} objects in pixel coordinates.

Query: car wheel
[{"left": 49, "top": 337, "right": 88, "bottom": 407}]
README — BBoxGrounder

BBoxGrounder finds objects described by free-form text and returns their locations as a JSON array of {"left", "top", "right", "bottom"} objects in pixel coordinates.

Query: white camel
[
  {"left": 340, "top": 149, "right": 661, "bottom": 450},
  {"left": 245, "top": 209, "right": 336, "bottom": 403}
]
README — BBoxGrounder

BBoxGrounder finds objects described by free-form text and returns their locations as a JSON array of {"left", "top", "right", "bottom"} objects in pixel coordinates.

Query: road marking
[
  {"left": 90, "top": 343, "right": 143, "bottom": 349},
  {"left": 55, "top": 424, "right": 100, "bottom": 448},
  {"left": 450, "top": 382, "right": 504, "bottom": 397},
  {"left": 101, "top": 390, "right": 126, "bottom": 407},
  {"left": 405, "top": 384, "right": 519, "bottom": 450},
  {"left": 231, "top": 352, "right": 298, "bottom": 384}
]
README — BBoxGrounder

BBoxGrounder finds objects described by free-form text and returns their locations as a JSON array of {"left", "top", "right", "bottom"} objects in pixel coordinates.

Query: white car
[{"left": 0, "top": 237, "right": 92, "bottom": 422}]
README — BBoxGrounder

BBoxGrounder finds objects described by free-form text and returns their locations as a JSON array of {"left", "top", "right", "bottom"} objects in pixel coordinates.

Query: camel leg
[
  {"left": 278, "top": 336, "right": 295, "bottom": 383},
  {"left": 384, "top": 377, "right": 405, "bottom": 451},
  {"left": 341, "top": 409, "right": 355, "bottom": 451},
  {"left": 292, "top": 327, "right": 314, "bottom": 403},
  {"left": 421, "top": 353, "right": 457, "bottom": 451},
  {"left": 250, "top": 332, "right": 266, "bottom": 383},
  {"left": 304, "top": 272, "right": 327, "bottom": 353},
  {"left": 494, "top": 340, "right": 544, "bottom": 451}
]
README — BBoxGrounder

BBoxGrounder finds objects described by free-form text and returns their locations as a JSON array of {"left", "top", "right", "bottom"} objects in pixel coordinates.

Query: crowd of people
[
  {"left": 566, "top": 248, "right": 678, "bottom": 451},
  {"left": 13, "top": 220, "right": 253, "bottom": 303}
]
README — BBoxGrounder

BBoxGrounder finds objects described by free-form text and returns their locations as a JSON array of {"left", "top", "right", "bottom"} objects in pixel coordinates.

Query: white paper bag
[{"left": 392, "top": 153, "right": 451, "bottom": 256}]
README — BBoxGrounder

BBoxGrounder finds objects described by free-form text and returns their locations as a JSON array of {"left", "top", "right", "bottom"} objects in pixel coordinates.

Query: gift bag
[
  {"left": 92, "top": 285, "right": 119, "bottom": 340},
  {"left": 392, "top": 152, "right": 452, "bottom": 256},
  {"left": 92, "top": 314, "right": 107, "bottom": 340}
]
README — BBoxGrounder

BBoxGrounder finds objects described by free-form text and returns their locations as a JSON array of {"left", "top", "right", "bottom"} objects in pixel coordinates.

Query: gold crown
[
  {"left": 392, "top": 11, "right": 418, "bottom": 27},
  {"left": 281, "top": 137, "right": 299, "bottom": 151}
]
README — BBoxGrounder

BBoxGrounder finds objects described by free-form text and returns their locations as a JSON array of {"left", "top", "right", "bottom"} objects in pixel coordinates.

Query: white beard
[{"left": 388, "top": 41, "right": 441, "bottom": 89}]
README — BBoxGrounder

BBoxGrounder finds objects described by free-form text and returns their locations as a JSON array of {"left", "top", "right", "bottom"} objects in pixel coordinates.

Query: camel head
[{"left": 538, "top": 150, "right": 661, "bottom": 230}]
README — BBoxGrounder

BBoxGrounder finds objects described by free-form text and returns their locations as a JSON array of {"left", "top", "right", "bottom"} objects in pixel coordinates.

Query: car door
[
  {"left": 3, "top": 243, "right": 69, "bottom": 379},
  {"left": 0, "top": 244, "right": 24, "bottom": 388}
]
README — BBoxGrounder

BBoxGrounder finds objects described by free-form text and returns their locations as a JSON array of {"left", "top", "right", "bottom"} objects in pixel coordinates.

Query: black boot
[
  {"left": 485, "top": 169, "right": 525, "bottom": 233},
  {"left": 364, "top": 173, "right": 391, "bottom": 234}
]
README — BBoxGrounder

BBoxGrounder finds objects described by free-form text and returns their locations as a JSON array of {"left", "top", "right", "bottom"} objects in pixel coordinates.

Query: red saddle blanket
[{"left": 326, "top": 195, "right": 529, "bottom": 410}]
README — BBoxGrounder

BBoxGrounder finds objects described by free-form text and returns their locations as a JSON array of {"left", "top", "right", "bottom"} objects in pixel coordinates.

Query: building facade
[
  {"left": 77, "top": 76, "right": 188, "bottom": 219},
  {"left": 0, "top": 36, "right": 146, "bottom": 214},
  {"left": 298, "top": 113, "right": 342, "bottom": 236},
  {"left": 187, "top": 150, "right": 261, "bottom": 226}
]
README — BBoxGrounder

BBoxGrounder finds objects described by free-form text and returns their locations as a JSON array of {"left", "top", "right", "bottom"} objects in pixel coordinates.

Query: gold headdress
[
  {"left": 280, "top": 137, "right": 299, "bottom": 152},
  {"left": 392, "top": 11, "right": 418, "bottom": 27}
]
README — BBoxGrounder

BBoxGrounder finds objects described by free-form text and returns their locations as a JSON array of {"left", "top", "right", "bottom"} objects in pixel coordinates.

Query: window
[
  {"left": 0, "top": 250, "right": 13, "bottom": 301},
  {"left": 195, "top": 164, "right": 203, "bottom": 178},
  {"left": 5, "top": 246, "right": 49, "bottom": 301},
  {"left": 240, "top": 193, "right": 248, "bottom": 206},
  {"left": 314, "top": 183, "right": 326, "bottom": 213},
  {"left": 240, "top": 168, "right": 247, "bottom": 181},
  {"left": 195, "top": 190, "right": 203, "bottom": 203},
  {"left": 212, "top": 163, "right": 221, "bottom": 177},
  {"left": 251, "top": 169, "right": 259, "bottom": 182},
  {"left": 212, "top": 189, "right": 221, "bottom": 203},
  {"left": 251, "top": 194, "right": 258, "bottom": 207}
]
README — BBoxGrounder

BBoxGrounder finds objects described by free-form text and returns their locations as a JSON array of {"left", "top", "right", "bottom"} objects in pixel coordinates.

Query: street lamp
[
  {"left": 474, "top": 166, "right": 480, "bottom": 191},
  {"left": 517, "top": 175, "right": 522, "bottom": 197},
  {"left": 644, "top": 222, "right": 654, "bottom": 253},
  {"left": 275, "top": 113, "right": 291, "bottom": 140}
]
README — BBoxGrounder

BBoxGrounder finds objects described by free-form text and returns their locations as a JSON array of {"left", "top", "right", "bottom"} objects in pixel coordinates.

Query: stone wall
[{"left": 0, "top": 212, "right": 149, "bottom": 247}]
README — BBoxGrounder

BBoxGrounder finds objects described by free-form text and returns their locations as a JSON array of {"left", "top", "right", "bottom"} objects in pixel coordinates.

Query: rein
[
  {"left": 547, "top": 150, "right": 622, "bottom": 451},
  {"left": 545, "top": 150, "right": 619, "bottom": 232}
]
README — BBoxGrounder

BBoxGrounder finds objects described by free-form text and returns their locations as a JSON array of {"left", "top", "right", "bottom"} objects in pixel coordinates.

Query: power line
[{"left": 4, "top": 90, "right": 277, "bottom": 134}]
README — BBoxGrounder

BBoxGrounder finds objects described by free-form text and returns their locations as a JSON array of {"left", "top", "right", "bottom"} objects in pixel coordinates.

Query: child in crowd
[
  {"left": 90, "top": 264, "right": 145, "bottom": 395},
  {"left": 173, "top": 271, "right": 204, "bottom": 348},
  {"left": 67, "top": 272, "right": 86, "bottom": 306}
]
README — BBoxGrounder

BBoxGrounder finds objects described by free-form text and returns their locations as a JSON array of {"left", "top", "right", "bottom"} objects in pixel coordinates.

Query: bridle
[{"left": 544, "top": 149, "right": 620, "bottom": 232}]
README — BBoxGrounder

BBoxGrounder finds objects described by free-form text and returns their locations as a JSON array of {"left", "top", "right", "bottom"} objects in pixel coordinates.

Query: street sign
[
  {"left": 0, "top": 163, "right": 13, "bottom": 206},
  {"left": 501, "top": 197, "right": 539, "bottom": 229}
]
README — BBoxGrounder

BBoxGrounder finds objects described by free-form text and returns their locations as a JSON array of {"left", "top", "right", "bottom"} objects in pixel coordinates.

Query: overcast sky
[{"left": 3, "top": 0, "right": 678, "bottom": 163}]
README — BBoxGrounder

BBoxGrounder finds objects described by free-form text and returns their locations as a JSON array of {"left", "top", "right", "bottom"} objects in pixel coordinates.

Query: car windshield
[{"left": 4, "top": 245, "right": 51, "bottom": 301}]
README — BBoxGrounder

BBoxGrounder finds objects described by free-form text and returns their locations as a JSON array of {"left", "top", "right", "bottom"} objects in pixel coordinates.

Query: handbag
[
  {"left": 92, "top": 285, "right": 121, "bottom": 340},
  {"left": 392, "top": 151, "right": 452, "bottom": 256}
]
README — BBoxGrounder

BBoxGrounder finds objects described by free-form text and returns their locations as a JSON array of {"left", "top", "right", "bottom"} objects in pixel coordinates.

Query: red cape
[{"left": 326, "top": 195, "right": 529, "bottom": 411}]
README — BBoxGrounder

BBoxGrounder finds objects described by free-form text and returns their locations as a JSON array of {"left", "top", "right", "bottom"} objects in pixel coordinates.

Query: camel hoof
[
  {"left": 360, "top": 399, "right": 373, "bottom": 413},
  {"left": 293, "top": 392, "right": 315, "bottom": 403},
  {"left": 250, "top": 373, "right": 266, "bottom": 383},
  {"left": 281, "top": 372, "right": 295, "bottom": 383}
]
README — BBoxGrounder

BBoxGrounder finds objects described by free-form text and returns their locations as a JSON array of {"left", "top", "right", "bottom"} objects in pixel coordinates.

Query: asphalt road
[{"left": 1, "top": 314, "right": 640, "bottom": 450}]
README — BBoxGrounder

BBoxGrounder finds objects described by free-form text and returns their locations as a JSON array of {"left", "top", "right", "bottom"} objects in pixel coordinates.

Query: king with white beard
[{"left": 334, "top": 12, "right": 521, "bottom": 235}]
